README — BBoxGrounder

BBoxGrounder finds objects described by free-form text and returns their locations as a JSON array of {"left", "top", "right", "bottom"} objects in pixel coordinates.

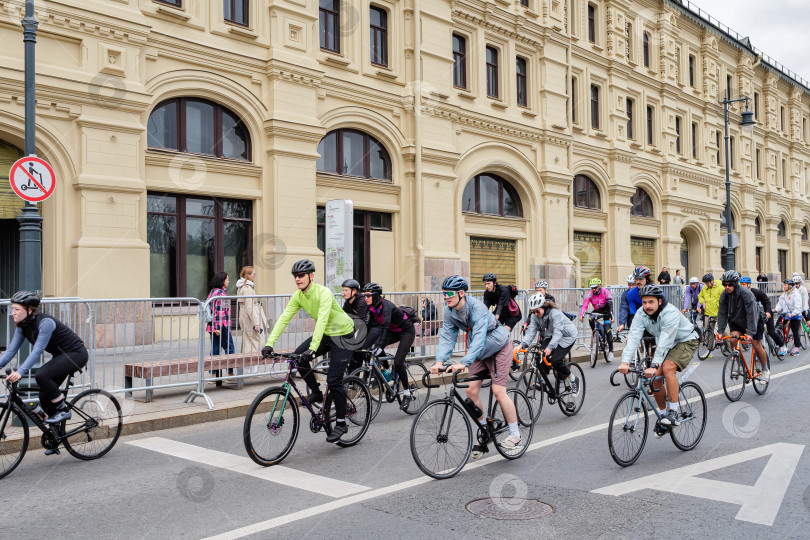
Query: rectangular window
[
  {"left": 780, "top": 106, "right": 785, "bottom": 131},
  {"left": 520, "top": 0, "right": 528, "bottom": 6},
  {"left": 688, "top": 55, "right": 695, "bottom": 87},
  {"left": 369, "top": 6, "right": 388, "bottom": 67},
  {"left": 691, "top": 121, "right": 698, "bottom": 159},
  {"left": 587, "top": 4, "right": 596, "bottom": 43},
  {"left": 646, "top": 105, "right": 653, "bottom": 145},
  {"left": 756, "top": 247, "right": 762, "bottom": 273},
  {"left": 452, "top": 34, "right": 466, "bottom": 89},
  {"left": 726, "top": 74, "right": 733, "bottom": 99},
  {"left": 675, "top": 116, "right": 682, "bottom": 154},
  {"left": 317, "top": 207, "right": 392, "bottom": 286},
  {"left": 571, "top": 77, "right": 577, "bottom": 123},
  {"left": 643, "top": 32, "right": 650, "bottom": 68},
  {"left": 156, "top": 0, "right": 182, "bottom": 6},
  {"left": 756, "top": 147, "right": 761, "bottom": 179},
  {"left": 730, "top": 136, "right": 735, "bottom": 169},
  {"left": 590, "top": 84, "right": 599, "bottom": 129},
  {"left": 782, "top": 158, "right": 787, "bottom": 187},
  {"left": 626, "top": 98, "right": 634, "bottom": 140},
  {"left": 224, "top": 0, "right": 249, "bottom": 26},
  {"left": 486, "top": 46, "right": 499, "bottom": 99},
  {"left": 778, "top": 249, "right": 788, "bottom": 280},
  {"left": 147, "top": 193, "right": 252, "bottom": 300},
  {"left": 804, "top": 117, "right": 808, "bottom": 142},
  {"left": 804, "top": 253, "right": 809, "bottom": 279},
  {"left": 716, "top": 131, "right": 720, "bottom": 165},
  {"left": 319, "top": 0, "right": 340, "bottom": 52},
  {"left": 516, "top": 57, "right": 528, "bottom": 107},
  {"left": 754, "top": 92, "right": 760, "bottom": 119}
]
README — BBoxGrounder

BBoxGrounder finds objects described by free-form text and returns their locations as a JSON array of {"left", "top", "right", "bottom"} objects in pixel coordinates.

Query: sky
[{"left": 686, "top": 0, "right": 810, "bottom": 83}]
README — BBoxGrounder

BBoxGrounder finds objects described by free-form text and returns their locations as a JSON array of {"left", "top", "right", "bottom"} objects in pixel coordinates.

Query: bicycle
[
  {"left": 516, "top": 344, "right": 585, "bottom": 421},
  {"left": 697, "top": 316, "right": 717, "bottom": 360},
  {"left": 349, "top": 349, "right": 430, "bottom": 420},
  {"left": 610, "top": 336, "right": 656, "bottom": 389},
  {"left": 509, "top": 340, "right": 529, "bottom": 381},
  {"left": 587, "top": 313, "right": 612, "bottom": 368},
  {"left": 718, "top": 334, "right": 770, "bottom": 402},
  {"left": 410, "top": 367, "right": 534, "bottom": 479},
  {"left": 0, "top": 368, "right": 123, "bottom": 479},
  {"left": 607, "top": 364, "right": 707, "bottom": 467},
  {"left": 775, "top": 315, "right": 806, "bottom": 351},
  {"left": 243, "top": 353, "right": 372, "bottom": 466}
]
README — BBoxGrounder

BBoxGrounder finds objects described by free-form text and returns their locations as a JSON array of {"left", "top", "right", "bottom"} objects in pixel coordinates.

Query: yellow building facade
[{"left": 1, "top": 0, "right": 809, "bottom": 298}]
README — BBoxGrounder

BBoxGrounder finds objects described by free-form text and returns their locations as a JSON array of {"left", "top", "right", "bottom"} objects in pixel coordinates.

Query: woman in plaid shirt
[{"left": 207, "top": 272, "right": 235, "bottom": 385}]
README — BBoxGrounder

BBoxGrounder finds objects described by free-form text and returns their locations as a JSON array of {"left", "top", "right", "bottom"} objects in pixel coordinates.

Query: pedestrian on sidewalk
[
  {"left": 673, "top": 270, "right": 685, "bottom": 286},
  {"left": 657, "top": 267, "right": 671, "bottom": 285},
  {"left": 237, "top": 266, "right": 268, "bottom": 374},
  {"left": 206, "top": 271, "right": 236, "bottom": 386}
]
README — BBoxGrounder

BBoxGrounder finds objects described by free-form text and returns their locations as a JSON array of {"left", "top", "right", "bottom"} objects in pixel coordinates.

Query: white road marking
[
  {"left": 592, "top": 443, "right": 805, "bottom": 526},
  {"left": 127, "top": 437, "right": 369, "bottom": 498},
  {"left": 202, "top": 362, "right": 810, "bottom": 539}
]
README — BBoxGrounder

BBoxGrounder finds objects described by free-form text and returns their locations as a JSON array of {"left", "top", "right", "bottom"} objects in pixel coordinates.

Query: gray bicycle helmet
[
  {"left": 639, "top": 284, "right": 664, "bottom": 298},
  {"left": 10, "top": 290, "right": 40, "bottom": 309},
  {"left": 721, "top": 270, "right": 741, "bottom": 283},
  {"left": 341, "top": 279, "right": 361, "bottom": 291},
  {"left": 534, "top": 280, "right": 548, "bottom": 289},
  {"left": 291, "top": 259, "right": 315, "bottom": 274},
  {"left": 442, "top": 275, "right": 468, "bottom": 291},
  {"left": 482, "top": 273, "right": 497, "bottom": 282}
]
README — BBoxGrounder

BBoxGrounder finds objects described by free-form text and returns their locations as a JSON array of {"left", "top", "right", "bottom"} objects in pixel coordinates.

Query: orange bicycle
[{"left": 717, "top": 334, "right": 769, "bottom": 402}]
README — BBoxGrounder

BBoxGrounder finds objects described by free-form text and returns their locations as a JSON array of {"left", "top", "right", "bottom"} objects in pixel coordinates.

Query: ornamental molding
[{"left": 452, "top": 9, "right": 543, "bottom": 49}]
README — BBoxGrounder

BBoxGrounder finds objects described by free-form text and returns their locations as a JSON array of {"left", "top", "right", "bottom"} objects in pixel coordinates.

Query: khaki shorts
[
  {"left": 468, "top": 340, "right": 513, "bottom": 387},
  {"left": 666, "top": 339, "right": 699, "bottom": 371}
]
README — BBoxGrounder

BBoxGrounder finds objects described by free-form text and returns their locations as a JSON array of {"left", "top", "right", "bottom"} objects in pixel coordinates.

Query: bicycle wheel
[
  {"left": 798, "top": 326, "right": 808, "bottom": 350},
  {"left": 608, "top": 392, "right": 649, "bottom": 467},
  {"left": 558, "top": 362, "right": 585, "bottom": 417},
  {"left": 401, "top": 361, "right": 431, "bottom": 415},
  {"left": 517, "top": 367, "right": 544, "bottom": 423},
  {"left": 0, "top": 403, "right": 28, "bottom": 480},
  {"left": 624, "top": 348, "right": 642, "bottom": 388},
  {"left": 589, "top": 332, "right": 598, "bottom": 368},
  {"left": 243, "top": 386, "right": 299, "bottom": 466},
  {"left": 350, "top": 366, "right": 383, "bottom": 421},
  {"left": 491, "top": 389, "right": 533, "bottom": 460},
  {"left": 697, "top": 331, "right": 713, "bottom": 360},
  {"left": 62, "top": 389, "right": 123, "bottom": 460},
  {"left": 323, "top": 376, "right": 371, "bottom": 448},
  {"left": 752, "top": 355, "right": 770, "bottom": 395},
  {"left": 410, "top": 400, "right": 472, "bottom": 479},
  {"left": 721, "top": 352, "right": 746, "bottom": 402},
  {"left": 509, "top": 341, "right": 526, "bottom": 382},
  {"left": 670, "top": 381, "right": 707, "bottom": 451}
]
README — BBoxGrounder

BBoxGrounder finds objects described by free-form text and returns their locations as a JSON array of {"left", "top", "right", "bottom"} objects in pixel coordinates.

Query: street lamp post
[
  {"left": 721, "top": 95, "right": 756, "bottom": 271},
  {"left": 18, "top": 0, "right": 43, "bottom": 295}
]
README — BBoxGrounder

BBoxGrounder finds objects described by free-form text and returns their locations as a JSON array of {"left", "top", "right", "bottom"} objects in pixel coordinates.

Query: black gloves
[
  {"left": 300, "top": 349, "right": 315, "bottom": 363},
  {"left": 261, "top": 346, "right": 273, "bottom": 358}
]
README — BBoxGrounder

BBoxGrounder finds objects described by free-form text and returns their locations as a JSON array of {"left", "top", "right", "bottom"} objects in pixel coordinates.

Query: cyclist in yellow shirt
[{"left": 697, "top": 273, "right": 723, "bottom": 339}]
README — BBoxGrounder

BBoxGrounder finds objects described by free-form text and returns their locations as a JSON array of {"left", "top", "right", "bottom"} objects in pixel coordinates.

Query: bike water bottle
[
  {"left": 463, "top": 398, "right": 482, "bottom": 419},
  {"left": 382, "top": 368, "right": 392, "bottom": 382}
]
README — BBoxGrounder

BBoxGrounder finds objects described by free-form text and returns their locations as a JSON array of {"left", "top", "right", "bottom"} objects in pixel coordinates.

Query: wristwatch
[{"left": 650, "top": 363, "right": 660, "bottom": 369}]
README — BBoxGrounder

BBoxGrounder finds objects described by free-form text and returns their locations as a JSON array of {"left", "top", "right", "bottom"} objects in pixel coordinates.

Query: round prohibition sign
[{"left": 9, "top": 156, "right": 56, "bottom": 202}]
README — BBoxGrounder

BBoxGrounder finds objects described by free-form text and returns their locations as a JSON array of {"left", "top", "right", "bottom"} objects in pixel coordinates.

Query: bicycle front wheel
[
  {"left": 670, "top": 381, "right": 707, "bottom": 451},
  {"left": 697, "top": 332, "right": 713, "bottom": 360},
  {"left": 608, "top": 392, "right": 649, "bottom": 467},
  {"left": 0, "top": 403, "right": 28, "bottom": 479},
  {"left": 517, "top": 367, "right": 544, "bottom": 423},
  {"left": 324, "top": 376, "right": 371, "bottom": 448},
  {"left": 63, "top": 389, "right": 123, "bottom": 460},
  {"left": 558, "top": 362, "right": 585, "bottom": 417},
  {"left": 350, "top": 366, "right": 383, "bottom": 421},
  {"left": 798, "top": 326, "right": 808, "bottom": 350},
  {"left": 722, "top": 353, "right": 746, "bottom": 402},
  {"left": 752, "top": 356, "right": 770, "bottom": 395},
  {"left": 410, "top": 400, "right": 472, "bottom": 479},
  {"left": 491, "top": 389, "right": 533, "bottom": 460},
  {"left": 401, "top": 361, "right": 431, "bottom": 415},
  {"left": 243, "top": 387, "right": 299, "bottom": 466},
  {"left": 589, "top": 332, "right": 598, "bottom": 368}
]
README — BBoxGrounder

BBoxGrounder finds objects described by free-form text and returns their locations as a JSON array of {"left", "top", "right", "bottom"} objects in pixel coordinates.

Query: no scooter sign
[{"left": 8, "top": 156, "right": 56, "bottom": 202}]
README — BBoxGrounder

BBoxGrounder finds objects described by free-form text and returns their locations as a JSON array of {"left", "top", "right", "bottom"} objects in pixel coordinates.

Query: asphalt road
[{"left": 4, "top": 347, "right": 810, "bottom": 539}]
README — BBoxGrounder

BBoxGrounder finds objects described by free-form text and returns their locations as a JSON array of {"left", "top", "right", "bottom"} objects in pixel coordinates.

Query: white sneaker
[
  {"left": 759, "top": 369, "right": 770, "bottom": 380},
  {"left": 499, "top": 434, "right": 523, "bottom": 449},
  {"left": 607, "top": 351, "right": 614, "bottom": 363},
  {"left": 778, "top": 346, "right": 787, "bottom": 356}
]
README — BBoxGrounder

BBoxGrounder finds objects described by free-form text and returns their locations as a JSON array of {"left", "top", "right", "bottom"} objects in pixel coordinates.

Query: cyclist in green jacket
[{"left": 262, "top": 260, "right": 356, "bottom": 443}]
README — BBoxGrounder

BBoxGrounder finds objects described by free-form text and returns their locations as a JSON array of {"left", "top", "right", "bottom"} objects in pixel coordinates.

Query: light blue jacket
[
  {"left": 436, "top": 296, "right": 510, "bottom": 366},
  {"left": 621, "top": 301, "right": 698, "bottom": 366}
]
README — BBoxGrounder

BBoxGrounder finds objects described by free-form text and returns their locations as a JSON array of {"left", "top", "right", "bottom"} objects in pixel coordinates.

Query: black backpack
[
  {"left": 506, "top": 284, "right": 520, "bottom": 299},
  {"left": 399, "top": 305, "right": 420, "bottom": 323}
]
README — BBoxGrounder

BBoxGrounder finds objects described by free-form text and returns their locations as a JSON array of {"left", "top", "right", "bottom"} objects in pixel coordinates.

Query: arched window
[
  {"left": 462, "top": 173, "right": 522, "bottom": 217},
  {"left": 755, "top": 216, "right": 762, "bottom": 235},
  {"left": 777, "top": 220, "right": 787, "bottom": 238},
  {"left": 803, "top": 225, "right": 808, "bottom": 241},
  {"left": 316, "top": 129, "right": 391, "bottom": 181},
  {"left": 147, "top": 98, "right": 251, "bottom": 160},
  {"left": 720, "top": 207, "right": 736, "bottom": 231},
  {"left": 573, "top": 174, "right": 601, "bottom": 210},
  {"left": 630, "top": 187, "right": 653, "bottom": 217}
]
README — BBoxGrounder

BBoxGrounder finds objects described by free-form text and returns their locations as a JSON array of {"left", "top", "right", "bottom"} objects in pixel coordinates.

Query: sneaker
[
  {"left": 472, "top": 444, "right": 489, "bottom": 459},
  {"left": 778, "top": 346, "right": 788, "bottom": 356},
  {"left": 758, "top": 368, "right": 770, "bottom": 380},
  {"left": 499, "top": 434, "right": 523, "bottom": 450},
  {"left": 569, "top": 379, "right": 579, "bottom": 396},
  {"left": 792, "top": 347, "right": 800, "bottom": 356},
  {"left": 308, "top": 390, "right": 324, "bottom": 405},
  {"left": 606, "top": 351, "right": 614, "bottom": 363},
  {"left": 326, "top": 423, "right": 348, "bottom": 443},
  {"left": 399, "top": 393, "right": 412, "bottom": 411},
  {"left": 659, "top": 409, "right": 680, "bottom": 427},
  {"left": 44, "top": 408, "right": 71, "bottom": 424},
  {"left": 44, "top": 447, "right": 60, "bottom": 456}
]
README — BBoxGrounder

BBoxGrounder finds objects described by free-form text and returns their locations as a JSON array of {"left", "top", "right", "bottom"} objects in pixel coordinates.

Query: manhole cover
[{"left": 465, "top": 498, "right": 553, "bottom": 520}]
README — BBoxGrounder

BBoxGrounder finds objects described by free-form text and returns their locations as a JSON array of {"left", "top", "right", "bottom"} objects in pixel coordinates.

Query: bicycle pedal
[{"left": 44, "top": 448, "right": 60, "bottom": 456}]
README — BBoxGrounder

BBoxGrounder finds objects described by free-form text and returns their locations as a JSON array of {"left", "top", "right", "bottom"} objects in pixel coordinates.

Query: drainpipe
[{"left": 414, "top": 0, "right": 425, "bottom": 291}]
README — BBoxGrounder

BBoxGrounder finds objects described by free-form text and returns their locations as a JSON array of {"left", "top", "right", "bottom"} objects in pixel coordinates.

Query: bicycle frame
[
  {"left": 422, "top": 370, "right": 504, "bottom": 443},
  {"left": 623, "top": 369, "right": 697, "bottom": 428},
  {"left": 266, "top": 358, "right": 331, "bottom": 428},
  {"left": 356, "top": 350, "right": 402, "bottom": 400},
  {"left": 718, "top": 335, "right": 764, "bottom": 381}
]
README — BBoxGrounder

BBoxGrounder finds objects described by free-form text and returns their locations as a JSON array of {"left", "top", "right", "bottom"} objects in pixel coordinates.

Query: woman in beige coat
[{"left": 236, "top": 266, "right": 268, "bottom": 374}]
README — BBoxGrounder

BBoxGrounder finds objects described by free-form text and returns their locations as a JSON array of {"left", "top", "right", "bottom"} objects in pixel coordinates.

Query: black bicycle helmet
[
  {"left": 784, "top": 278, "right": 796, "bottom": 286},
  {"left": 721, "top": 270, "right": 741, "bottom": 283},
  {"left": 639, "top": 284, "right": 664, "bottom": 298},
  {"left": 10, "top": 290, "right": 40, "bottom": 309},
  {"left": 291, "top": 259, "right": 315, "bottom": 275},
  {"left": 701, "top": 273, "right": 714, "bottom": 283},
  {"left": 441, "top": 275, "right": 468, "bottom": 291},
  {"left": 341, "top": 279, "right": 361, "bottom": 291},
  {"left": 482, "top": 273, "right": 497, "bottom": 282},
  {"left": 633, "top": 266, "right": 651, "bottom": 279},
  {"left": 363, "top": 282, "right": 384, "bottom": 296}
]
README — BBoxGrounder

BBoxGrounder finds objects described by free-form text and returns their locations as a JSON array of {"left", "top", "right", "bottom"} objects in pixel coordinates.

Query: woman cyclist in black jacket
[{"left": 482, "top": 273, "right": 522, "bottom": 331}]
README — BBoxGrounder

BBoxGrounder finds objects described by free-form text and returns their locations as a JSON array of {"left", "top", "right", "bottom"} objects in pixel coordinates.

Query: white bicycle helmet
[
  {"left": 534, "top": 280, "right": 548, "bottom": 289},
  {"left": 625, "top": 274, "right": 635, "bottom": 284},
  {"left": 689, "top": 276, "right": 699, "bottom": 284},
  {"left": 528, "top": 293, "right": 546, "bottom": 310}
]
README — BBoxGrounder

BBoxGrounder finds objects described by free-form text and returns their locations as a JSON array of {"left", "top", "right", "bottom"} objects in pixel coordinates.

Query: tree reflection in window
[{"left": 630, "top": 187, "right": 653, "bottom": 217}]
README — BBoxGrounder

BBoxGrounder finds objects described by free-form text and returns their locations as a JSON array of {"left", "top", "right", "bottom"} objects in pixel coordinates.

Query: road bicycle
[
  {"left": 0, "top": 368, "right": 123, "bottom": 479},
  {"left": 610, "top": 336, "right": 656, "bottom": 389},
  {"left": 243, "top": 353, "right": 371, "bottom": 466},
  {"left": 410, "top": 367, "right": 533, "bottom": 479},
  {"left": 607, "top": 364, "right": 707, "bottom": 467},
  {"left": 775, "top": 315, "right": 807, "bottom": 351},
  {"left": 718, "top": 334, "right": 770, "bottom": 402},
  {"left": 516, "top": 344, "right": 585, "bottom": 421},
  {"left": 696, "top": 316, "right": 718, "bottom": 360},
  {"left": 349, "top": 349, "right": 430, "bottom": 420},
  {"left": 587, "top": 313, "right": 612, "bottom": 368}
]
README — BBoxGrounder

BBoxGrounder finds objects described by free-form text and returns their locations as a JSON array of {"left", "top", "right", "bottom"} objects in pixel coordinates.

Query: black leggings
[
  {"left": 765, "top": 314, "right": 784, "bottom": 347},
  {"left": 295, "top": 335, "right": 353, "bottom": 419},
  {"left": 501, "top": 314, "right": 522, "bottom": 330},
  {"left": 35, "top": 349, "right": 88, "bottom": 416},
  {"left": 785, "top": 318, "right": 803, "bottom": 348},
  {"left": 539, "top": 339, "right": 572, "bottom": 379},
  {"left": 588, "top": 316, "right": 614, "bottom": 352},
  {"left": 376, "top": 328, "right": 416, "bottom": 387}
]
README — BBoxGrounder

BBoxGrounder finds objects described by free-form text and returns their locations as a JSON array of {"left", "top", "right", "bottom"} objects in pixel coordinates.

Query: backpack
[
  {"left": 204, "top": 302, "right": 214, "bottom": 323},
  {"left": 399, "top": 305, "right": 420, "bottom": 323},
  {"left": 507, "top": 284, "right": 520, "bottom": 299}
]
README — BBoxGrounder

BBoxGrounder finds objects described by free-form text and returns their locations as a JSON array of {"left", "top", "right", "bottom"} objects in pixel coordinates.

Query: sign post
[{"left": 324, "top": 199, "right": 353, "bottom": 293}]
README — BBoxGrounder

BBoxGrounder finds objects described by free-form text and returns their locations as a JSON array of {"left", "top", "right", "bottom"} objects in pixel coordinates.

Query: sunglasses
[
  {"left": 722, "top": 282, "right": 735, "bottom": 287},
  {"left": 442, "top": 291, "right": 457, "bottom": 298},
  {"left": 363, "top": 293, "right": 374, "bottom": 298},
  {"left": 293, "top": 273, "right": 308, "bottom": 279},
  {"left": 532, "top": 308, "right": 543, "bottom": 315}
]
